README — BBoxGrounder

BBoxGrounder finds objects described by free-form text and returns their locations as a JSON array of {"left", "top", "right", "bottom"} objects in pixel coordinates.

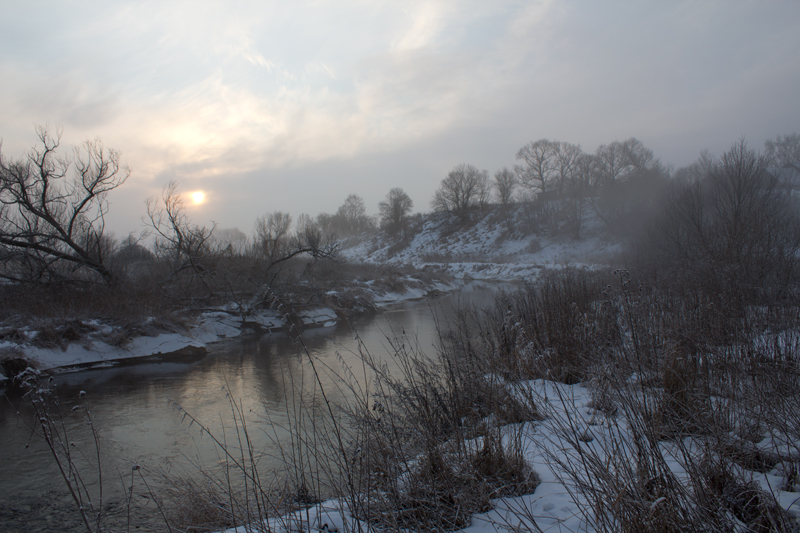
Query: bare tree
[
  {"left": 379, "top": 187, "right": 413, "bottom": 233},
  {"left": 145, "top": 181, "right": 215, "bottom": 277},
  {"left": 620, "top": 137, "right": 655, "bottom": 173},
  {"left": 515, "top": 139, "right": 582, "bottom": 197},
  {"left": 594, "top": 141, "right": 629, "bottom": 186},
  {"left": 211, "top": 227, "right": 248, "bottom": 255},
  {"left": 0, "top": 126, "right": 129, "bottom": 283},
  {"left": 113, "top": 233, "right": 154, "bottom": 277},
  {"left": 253, "top": 212, "right": 293, "bottom": 264},
  {"left": 251, "top": 212, "right": 340, "bottom": 275},
  {"left": 290, "top": 214, "right": 340, "bottom": 278},
  {"left": 551, "top": 141, "right": 583, "bottom": 196},
  {"left": 295, "top": 214, "right": 317, "bottom": 244},
  {"left": 594, "top": 137, "right": 656, "bottom": 187},
  {"left": 592, "top": 138, "right": 665, "bottom": 233},
  {"left": 431, "top": 163, "right": 490, "bottom": 220},
  {"left": 335, "top": 194, "right": 373, "bottom": 235},
  {"left": 493, "top": 168, "right": 517, "bottom": 206},
  {"left": 764, "top": 133, "right": 800, "bottom": 167},
  {"left": 515, "top": 139, "right": 556, "bottom": 195},
  {"left": 314, "top": 212, "right": 335, "bottom": 237},
  {"left": 493, "top": 168, "right": 518, "bottom": 232},
  {"left": 572, "top": 153, "right": 599, "bottom": 196},
  {"left": 292, "top": 214, "right": 340, "bottom": 264},
  {"left": 707, "top": 140, "right": 781, "bottom": 268},
  {"left": 567, "top": 153, "right": 598, "bottom": 236},
  {"left": 673, "top": 149, "right": 715, "bottom": 184}
]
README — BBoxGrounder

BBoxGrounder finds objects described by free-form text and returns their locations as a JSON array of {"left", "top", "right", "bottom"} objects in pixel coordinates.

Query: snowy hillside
[{"left": 341, "top": 204, "right": 622, "bottom": 280}]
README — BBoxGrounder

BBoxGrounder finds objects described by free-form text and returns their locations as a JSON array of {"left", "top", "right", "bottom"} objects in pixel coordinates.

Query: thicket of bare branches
[
  {"left": 507, "top": 137, "right": 667, "bottom": 237},
  {"left": 251, "top": 210, "right": 340, "bottom": 281},
  {"left": 764, "top": 133, "right": 800, "bottom": 167},
  {"left": 493, "top": 167, "right": 517, "bottom": 207},
  {"left": 644, "top": 139, "right": 800, "bottom": 301}
]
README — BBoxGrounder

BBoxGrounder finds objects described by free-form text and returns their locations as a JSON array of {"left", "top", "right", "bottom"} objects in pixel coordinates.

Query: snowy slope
[{"left": 342, "top": 204, "right": 621, "bottom": 281}]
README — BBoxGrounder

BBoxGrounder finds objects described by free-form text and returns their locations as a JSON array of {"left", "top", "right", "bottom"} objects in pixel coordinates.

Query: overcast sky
[{"left": 2, "top": 0, "right": 799, "bottom": 236}]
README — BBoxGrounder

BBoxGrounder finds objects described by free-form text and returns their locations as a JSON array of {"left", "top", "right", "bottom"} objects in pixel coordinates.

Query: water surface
[{"left": 0, "top": 283, "right": 506, "bottom": 532}]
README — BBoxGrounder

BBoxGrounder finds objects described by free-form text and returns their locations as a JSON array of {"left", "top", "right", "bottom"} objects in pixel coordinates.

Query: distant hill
[{"left": 341, "top": 202, "right": 622, "bottom": 281}]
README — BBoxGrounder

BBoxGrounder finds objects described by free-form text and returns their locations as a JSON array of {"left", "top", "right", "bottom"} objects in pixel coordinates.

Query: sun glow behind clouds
[{"left": 190, "top": 191, "right": 206, "bottom": 205}]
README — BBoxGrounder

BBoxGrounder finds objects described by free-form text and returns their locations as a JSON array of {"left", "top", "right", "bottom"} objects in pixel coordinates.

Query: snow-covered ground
[
  {"left": 5, "top": 198, "right": 798, "bottom": 531},
  {"left": 216, "top": 380, "right": 595, "bottom": 533},
  {"left": 218, "top": 379, "right": 800, "bottom": 533},
  {"left": 341, "top": 206, "right": 621, "bottom": 281}
]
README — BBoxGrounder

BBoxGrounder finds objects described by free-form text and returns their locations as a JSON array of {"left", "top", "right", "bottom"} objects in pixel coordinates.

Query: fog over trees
[
  {"left": 493, "top": 168, "right": 517, "bottom": 207},
  {"left": 764, "top": 133, "right": 800, "bottom": 167},
  {"left": 646, "top": 140, "right": 800, "bottom": 300},
  {"left": 3, "top": 3, "right": 799, "bottom": 530}
]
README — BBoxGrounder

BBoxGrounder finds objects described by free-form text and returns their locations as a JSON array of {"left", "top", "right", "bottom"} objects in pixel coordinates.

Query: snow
[
  {"left": 2, "top": 307, "right": 346, "bottom": 373},
  {"left": 4, "top": 197, "right": 798, "bottom": 530},
  {"left": 373, "top": 285, "right": 427, "bottom": 304},
  {"left": 23, "top": 332, "right": 207, "bottom": 370},
  {"left": 215, "top": 378, "right": 800, "bottom": 533},
  {"left": 1, "top": 203, "right": 620, "bottom": 379},
  {"left": 341, "top": 207, "right": 621, "bottom": 281},
  {"left": 301, "top": 308, "right": 338, "bottom": 325}
]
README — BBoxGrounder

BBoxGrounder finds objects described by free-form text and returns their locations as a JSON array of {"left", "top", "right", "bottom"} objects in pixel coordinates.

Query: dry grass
[
  {"left": 161, "top": 474, "right": 234, "bottom": 533},
  {"left": 478, "top": 266, "right": 800, "bottom": 532},
  {"left": 482, "top": 268, "right": 618, "bottom": 384},
  {"left": 339, "top": 311, "right": 542, "bottom": 532}
]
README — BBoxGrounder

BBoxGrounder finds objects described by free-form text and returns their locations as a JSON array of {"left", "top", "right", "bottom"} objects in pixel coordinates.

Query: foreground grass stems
[
  {"left": 17, "top": 370, "right": 105, "bottom": 532},
  {"left": 487, "top": 269, "right": 800, "bottom": 532}
]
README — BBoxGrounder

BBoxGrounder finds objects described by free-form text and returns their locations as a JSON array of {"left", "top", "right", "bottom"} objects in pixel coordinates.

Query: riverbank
[{"left": 0, "top": 273, "right": 462, "bottom": 380}]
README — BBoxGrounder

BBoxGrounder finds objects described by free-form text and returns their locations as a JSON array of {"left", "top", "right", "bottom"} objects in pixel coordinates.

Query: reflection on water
[{"left": 0, "top": 282, "right": 508, "bottom": 532}]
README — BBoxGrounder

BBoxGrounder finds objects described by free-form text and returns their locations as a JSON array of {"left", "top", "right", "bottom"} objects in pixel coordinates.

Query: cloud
[
  {"left": 391, "top": 2, "right": 452, "bottom": 51},
  {"left": 3, "top": 2, "right": 538, "bottom": 174},
  {"left": 2, "top": 0, "right": 799, "bottom": 236}
]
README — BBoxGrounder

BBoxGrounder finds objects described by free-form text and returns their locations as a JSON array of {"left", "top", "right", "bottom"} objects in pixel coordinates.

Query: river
[{"left": 0, "top": 282, "right": 508, "bottom": 532}]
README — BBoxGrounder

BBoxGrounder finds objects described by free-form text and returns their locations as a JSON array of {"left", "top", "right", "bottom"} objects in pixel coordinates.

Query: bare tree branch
[{"left": 0, "top": 126, "right": 129, "bottom": 283}]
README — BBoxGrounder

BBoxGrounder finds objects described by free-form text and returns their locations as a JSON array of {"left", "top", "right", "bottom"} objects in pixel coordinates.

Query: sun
[{"left": 190, "top": 191, "right": 206, "bottom": 205}]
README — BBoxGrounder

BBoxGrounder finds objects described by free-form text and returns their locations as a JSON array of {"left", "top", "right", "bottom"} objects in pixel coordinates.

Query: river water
[{"left": 0, "top": 282, "right": 507, "bottom": 532}]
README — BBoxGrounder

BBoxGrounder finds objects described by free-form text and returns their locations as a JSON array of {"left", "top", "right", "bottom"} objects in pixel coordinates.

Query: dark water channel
[{"left": 0, "top": 283, "right": 507, "bottom": 532}]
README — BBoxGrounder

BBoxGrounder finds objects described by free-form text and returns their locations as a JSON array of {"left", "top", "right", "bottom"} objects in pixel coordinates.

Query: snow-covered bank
[
  {"left": 1, "top": 203, "right": 621, "bottom": 379},
  {"left": 0, "top": 308, "right": 328, "bottom": 373},
  {"left": 217, "top": 378, "right": 800, "bottom": 533},
  {"left": 0, "top": 278, "right": 461, "bottom": 377}
]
